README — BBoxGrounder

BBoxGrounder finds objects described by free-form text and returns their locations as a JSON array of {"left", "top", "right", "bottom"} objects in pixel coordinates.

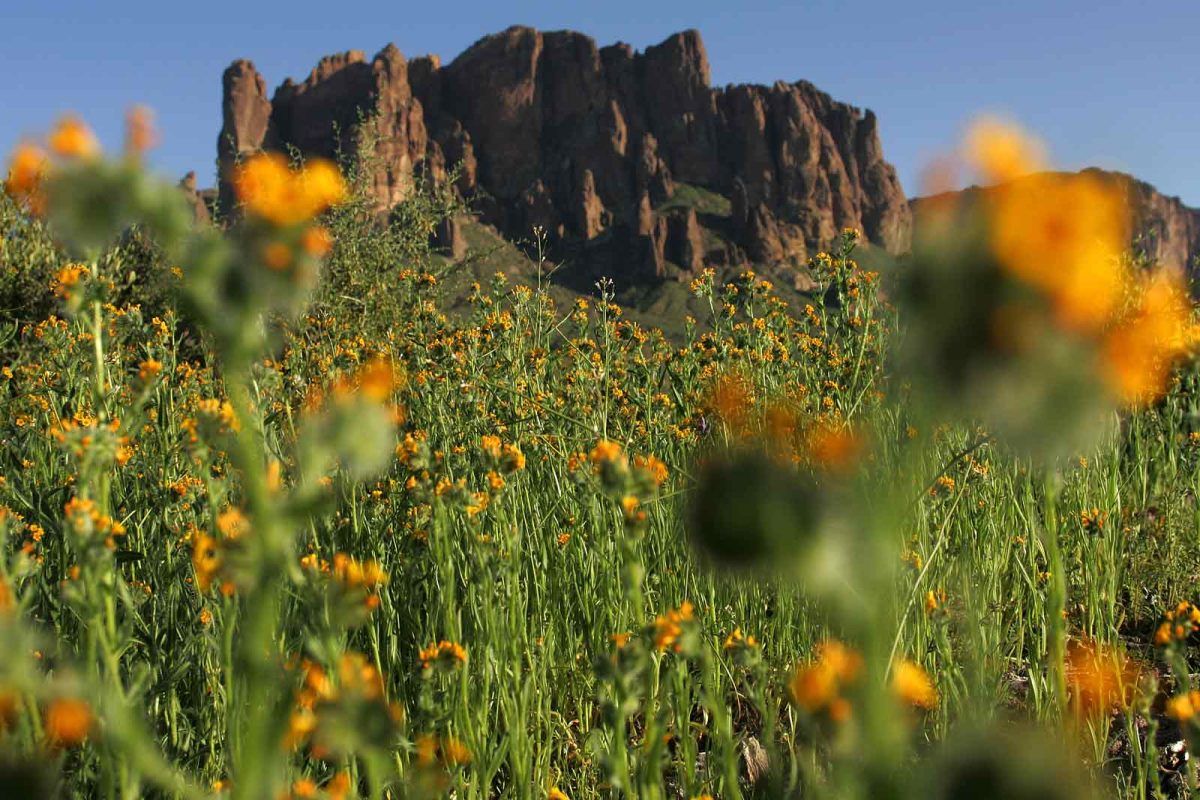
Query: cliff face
[
  {"left": 1110, "top": 169, "right": 1200, "bottom": 272},
  {"left": 216, "top": 26, "right": 910, "bottom": 279}
]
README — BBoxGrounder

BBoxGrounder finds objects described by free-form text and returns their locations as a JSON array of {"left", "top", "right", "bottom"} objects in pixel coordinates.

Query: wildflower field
[{"left": 3, "top": 113, "right": 1200, "bottom": 800}]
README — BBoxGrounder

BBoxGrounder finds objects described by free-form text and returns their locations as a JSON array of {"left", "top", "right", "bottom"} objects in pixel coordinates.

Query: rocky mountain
[
  {"left": 216, "top": 26, "right": 911, "bottom": 285},
  {"left": 911, "top": 168, "right": 1200, "bottom": 273}
]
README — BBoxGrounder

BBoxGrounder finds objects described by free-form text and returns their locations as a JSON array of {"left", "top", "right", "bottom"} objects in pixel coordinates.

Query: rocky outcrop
[
  {"left": 912, "top": 169, "right": 1200, "bottom": 273},
  {"left": 1110, "top": 170, "right": 1200, "bottom": 272},
  {"left": 216, "top": 60, "right": 272, "bottom": 214},
  {"left": 179, "top": 172, "right": 211, "bottom": 224},
  {"left": 217, "top": 26, "right": 911, "bottom": 278}
]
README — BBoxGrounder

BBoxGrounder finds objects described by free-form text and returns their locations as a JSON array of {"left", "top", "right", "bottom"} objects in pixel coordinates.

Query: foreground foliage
[{"left": 2, "top": 113, "right": 1200, "bottom": 799}]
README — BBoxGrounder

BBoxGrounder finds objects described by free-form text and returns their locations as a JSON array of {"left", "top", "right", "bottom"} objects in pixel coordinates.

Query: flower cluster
[{"left": 789, "top": 640, "right": 863, "bottom": 723}]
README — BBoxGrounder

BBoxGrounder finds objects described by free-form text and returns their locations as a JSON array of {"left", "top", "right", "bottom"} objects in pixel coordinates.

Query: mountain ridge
[
  {"left": 215, "top": 26, "right": 910, "bottom": 287},
  {"left": 210, "top": 26, "right": 1199, "bottom": 286}
]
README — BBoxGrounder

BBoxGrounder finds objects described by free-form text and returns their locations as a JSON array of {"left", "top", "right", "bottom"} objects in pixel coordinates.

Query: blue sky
[{"left": 5, "top": 0, "right": 1198, "bottom": 204}]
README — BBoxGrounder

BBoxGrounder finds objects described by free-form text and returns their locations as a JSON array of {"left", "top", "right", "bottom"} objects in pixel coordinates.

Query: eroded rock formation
[{"left": 216, "top": 26, "right": 911, "bottom": 276}]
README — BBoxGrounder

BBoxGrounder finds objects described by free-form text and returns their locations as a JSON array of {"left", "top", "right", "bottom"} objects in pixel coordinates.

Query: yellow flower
[
  {"left": 416, "top": 733, "right": 471, "bottom": 767},
  {"left": 589, "top": 439, "right": 623, "bottom": 465},
  {"left": 51, "top": 264, "right": 89, "bottom": 299},
  {"left": 964, "top": 116, "right": 1046, "bottom": 183},
  {"left": 192, "top": 533, "right": 221, "bottom": 593},
  {"left": 216, "top": 508, "right": 250, "bottom": 539},
  {"left": 419, "top": 640, "right": 467, "bottom": 670},
  {"left": 1166, "top": 690, "right": 1200, "bottom": 722},
  {"left": 652, "top": 601, "right": 695, "bottom": 652},
  {"left": 233, "top": 153, "right": 346, "bottom": 226},
  {"left": 138, "top": 358, "right": 163, "bottom": 382},
  {"left": 48, "top": 115, "right": 100, "bottom": 159},
  {"left": 987, "top": 171, "right": 1129, "bottom": 334},
  {"left": 892, "top": 660, "right": 938, "bottom": 710},
  {"left": 549, "top": 789, "right": 570, "bottom": 800},
  {"left": 788, "top": 640, "right": 862, "bottom": 717},
  {"left": 1101, "top": 270, "right": 1198, "bottom": 405},
  {"left": 1065, "top": 639, "right": 1141, "bottom": 716},
  {"left": 923, "top": 590, "right": 939, "bottom": 615},
  {"left": 299, "top": 159, "right": 348, "bottom": 211},
  {"left": 4, "top": 143, "right": 49, "bottom": 212}
]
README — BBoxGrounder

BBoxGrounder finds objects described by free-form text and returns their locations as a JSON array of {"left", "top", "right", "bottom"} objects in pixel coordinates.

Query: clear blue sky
[{"left": 5, "top": 0, "right": 1198, "bottom": 204}]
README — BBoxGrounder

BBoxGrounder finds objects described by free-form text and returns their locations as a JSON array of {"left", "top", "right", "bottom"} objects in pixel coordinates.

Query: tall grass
[{"left": 1, "top": 114, "right": 1199, "bottom": 799}]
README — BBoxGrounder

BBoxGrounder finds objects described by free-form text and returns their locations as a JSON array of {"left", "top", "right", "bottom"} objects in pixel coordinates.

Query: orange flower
[
  {"left": 806, "top": 422, "right": 863, "bottom": 473},
  {"left": 589, "top": 439, "right": 623, "bottom": 465},
  {"left": 419, "top": 640, "right": 467, "bottom": 670},
  {"left": 1166, "top": 690, "right": 1200, "bottom": 722},
  {"left": 1101, "top": 270, "right": 1198, "bottom": 405},
  {"left": 652, "top": 601, "right": 695, "bottom": 653},
  {"left": 4, "top": 142, "right": 48, "bottom": 212},
  {"left": 48, "top": 115, "right": 100, "bottom": 159},
  {"left": 0, "top": 576, "right": 13, "bottom": 615},
  {"left": 233, "top": 153, "right": 346, "bottom": 226},
  {"left": 301, "top": 225, "right": 334, "bottom": 257},
  {"left": 45, "top": 697, "right": 92, "bottom": 747},
  {"left": 788, "top": 640, "right": 862, "bottom": 718},
  {"left": 633, "top": 454, "right": 669, "bottom": 486},
  {"left": 1065, "top": 639, "right": 1141, "bottom": 716},
  {"left": 709, "top": 372, "right": 752, "bottom": 434},
  {"left": 262, "top": 242, "right": 293, "bottom": 271},
  {"left": 191, "top": 533, "right": 221, "bottom": 593}
]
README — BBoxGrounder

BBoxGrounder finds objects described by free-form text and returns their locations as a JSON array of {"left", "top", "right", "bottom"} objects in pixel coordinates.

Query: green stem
[
  {"left": 1042, "top": 470, "right": 1068, "bottom": 717},
  {"left": 224, "top": 370, "right": 289, "bottom": 800}
]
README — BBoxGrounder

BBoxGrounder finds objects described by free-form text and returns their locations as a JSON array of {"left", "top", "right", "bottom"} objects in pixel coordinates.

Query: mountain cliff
[{"left": 216, "top": 27, "right": 911, "bottom": 284}]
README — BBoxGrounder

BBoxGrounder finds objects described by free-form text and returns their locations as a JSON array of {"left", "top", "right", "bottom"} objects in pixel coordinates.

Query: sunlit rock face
[{"left": 217, "top": 26, "right": 911, "bottom": 276}]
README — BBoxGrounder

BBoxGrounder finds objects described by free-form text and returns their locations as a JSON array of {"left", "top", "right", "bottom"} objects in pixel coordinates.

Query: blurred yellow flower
[
  {"left": 892, "top": 660, "right": 938, "bottom": 710},
  {"left": 4, "top": 142, "right": 48, "bottom": 212},
  {"left": 1101, "top": 270, "right": 1198, "bottom": 405},
  {"left": 1166, "top": 690, "right": 1200, "bottom": 722},
  {"left": 589, "top": 439, "right": 623, "bottom": 464},
  {"left": 419, "top": 639, "right": 467, "bottom": 670},
  {"left": 653, "top": 601, "right": 694, "bottom": 652},
  {"left": 233, "top": 153, "right": 346, "bottom": 226},
  {"left": 1065, "top": 639, "right": 1141, "bottom": 717},
  {"left": 48, "top": 115, "right": 100, "bottom": 159},
  {"left": 988, "top": 171, "right": 1129, "bottom": 334},
  {"left": 789, "top": 640, "right": 862, "bottom": 719},
  {"left": 191, "top": 533, "right": 221, "bottom": 593},
  {"left": 965, "top": 116, "right": 1046, "bottom": 183}
]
